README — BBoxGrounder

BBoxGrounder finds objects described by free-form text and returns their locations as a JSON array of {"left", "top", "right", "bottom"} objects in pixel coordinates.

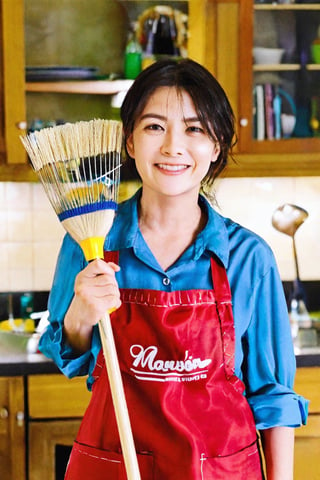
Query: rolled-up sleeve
[
  {"left": 241, "top": 261, "right": 309, "bottom": 429},
  {"left": 39, "top": 234, "right": 100, "bottom": 380}
]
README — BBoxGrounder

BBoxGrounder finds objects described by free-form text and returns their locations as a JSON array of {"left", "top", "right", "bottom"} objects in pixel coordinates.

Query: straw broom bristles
[
  {"left": 21, "top": 119, "right": 122, "bottom": 258},
  {"left": 20, "top": 119, "right": 142, "bottom": 480}
]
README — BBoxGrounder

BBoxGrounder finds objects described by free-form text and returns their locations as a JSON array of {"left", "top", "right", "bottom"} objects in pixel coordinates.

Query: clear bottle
[
  {"left": 20, "top": 292, "right": 33, "bottom": 320},
  {"left": 290, "top": 297, "right": 312, "bottom": 347},
  {"left": 124, "top": 23, "right": 142, "bottom": 80}
]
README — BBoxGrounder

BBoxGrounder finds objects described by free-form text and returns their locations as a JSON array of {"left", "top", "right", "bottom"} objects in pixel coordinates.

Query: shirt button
[{"left": 163, "top": 277, "right": 171, "bottom": 286}]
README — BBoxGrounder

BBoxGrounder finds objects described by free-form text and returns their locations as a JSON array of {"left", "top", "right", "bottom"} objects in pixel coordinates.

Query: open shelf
[
  {"left": 25, "top": 79, "right": 134, "bottom": 95},
  {"left": 253, "top": 63, "right": 320, "bottom": 71},
  {"left": 254, "top": 3, "right": 320, "bottom": 11}
]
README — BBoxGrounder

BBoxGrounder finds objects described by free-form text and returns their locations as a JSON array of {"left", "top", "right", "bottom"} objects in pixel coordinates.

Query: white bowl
[
  {"left": 253, "top": 47, "right": 284, "bottom": 65},
  {"left": 0, "top": 329, "right": 40, "bottom": 354}
]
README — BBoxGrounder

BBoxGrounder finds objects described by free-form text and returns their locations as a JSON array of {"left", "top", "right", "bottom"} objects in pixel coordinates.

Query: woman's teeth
[{"left": 157, "top": 164, "right": 188, "bottom": 171}]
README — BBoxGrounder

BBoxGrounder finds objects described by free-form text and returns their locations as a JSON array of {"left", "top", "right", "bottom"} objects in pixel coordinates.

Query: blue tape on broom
[{"left": 58, "top": 201, "right": 117, "bottom": 221}]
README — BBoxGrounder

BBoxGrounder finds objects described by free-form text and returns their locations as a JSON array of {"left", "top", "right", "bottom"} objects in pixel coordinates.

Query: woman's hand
[{"left": 64, "top": 259, "right": 121, "bottom": 353}]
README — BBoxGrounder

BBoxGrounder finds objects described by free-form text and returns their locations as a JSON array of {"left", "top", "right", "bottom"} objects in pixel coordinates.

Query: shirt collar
[
  {"left": 195, "top": 195, "right": 230, "bottom": 267},
  {"left": 106, "top": 188, "right": 230, "bottom": 268}
]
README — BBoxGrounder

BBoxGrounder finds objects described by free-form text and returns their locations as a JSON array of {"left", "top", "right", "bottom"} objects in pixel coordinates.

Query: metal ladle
[
  {"left": 272, "top": 203, "right": 308, "bottom": 283},
  {"left": 272, "top": 203, "right": 310, "bottom": 328}
]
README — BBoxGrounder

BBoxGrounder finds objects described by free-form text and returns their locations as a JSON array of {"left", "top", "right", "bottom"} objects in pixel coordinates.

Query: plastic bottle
[
  {"left": 20, "top": 292, "right": 33, "bottom": 320},
  {"left": 124, "top": 23, "right": 142, "bottom": 80}
]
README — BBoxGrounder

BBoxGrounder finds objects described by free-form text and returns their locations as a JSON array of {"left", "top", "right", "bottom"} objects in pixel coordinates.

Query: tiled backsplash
[
  {"left": 0, "top": 182, "right": 64, "bottom": 291},
  {"left": 0, "top": 177, "right": 320, "bottom": 293},
  {"left": 215, "top": 176, "right": 320, "bottom": 282}
]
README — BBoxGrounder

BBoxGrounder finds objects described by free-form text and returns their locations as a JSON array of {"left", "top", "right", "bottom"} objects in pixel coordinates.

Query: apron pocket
[
  {"left": 65, "top": 441, "right": 154, "bottom": 480},
  {"left": 200, "top": 441, "right": 263, "bottom": 480}
]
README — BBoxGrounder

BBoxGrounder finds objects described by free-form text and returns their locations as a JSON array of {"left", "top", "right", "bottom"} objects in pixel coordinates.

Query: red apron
[{"left": 65, "top": 252, "right": 263, "bottom": 480}]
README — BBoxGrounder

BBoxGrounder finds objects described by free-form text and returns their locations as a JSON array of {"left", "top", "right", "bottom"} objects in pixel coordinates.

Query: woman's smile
[{"left": 156, "top": 163, "right": 190, "bottom": 173}]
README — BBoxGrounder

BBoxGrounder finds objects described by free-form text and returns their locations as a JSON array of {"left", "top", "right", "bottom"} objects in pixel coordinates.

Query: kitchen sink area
[
  {"left": 0, "top": 291, "right": 50, "bottom": 364},
  {"left": 0, "top": 286, "right": 320, "bottom": 366}
]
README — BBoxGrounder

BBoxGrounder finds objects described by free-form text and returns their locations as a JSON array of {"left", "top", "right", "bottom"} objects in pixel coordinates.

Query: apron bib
[{"left": 65, "top": 253, "right": 263, "bottom": 480}]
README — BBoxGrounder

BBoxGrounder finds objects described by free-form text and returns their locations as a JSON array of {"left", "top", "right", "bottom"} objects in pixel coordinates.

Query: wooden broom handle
[{"left": 98, "top": 313, "right": 141, "bottom": 480}]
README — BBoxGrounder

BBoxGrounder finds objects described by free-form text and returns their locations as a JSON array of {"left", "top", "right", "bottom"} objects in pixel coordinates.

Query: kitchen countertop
[
  {"left": 0, "top": 348, "right": 60, "bottom": 376},
  {"left": 0, "top": 346, "right": 319, "bottom": 377},
  {"left": 295, "top": 347, "right": 320, "bottom": 368}
]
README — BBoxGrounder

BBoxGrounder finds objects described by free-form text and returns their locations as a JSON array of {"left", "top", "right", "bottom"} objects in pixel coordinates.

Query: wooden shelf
[
  {"left": 25, "top": 79, "right": 134, "bottom": 95},
  {"left": 255, "top": 3, "right": 320, "bottom": 11},
  {"left": 253, "top": 63, "right": 320, "bottom": 71}
]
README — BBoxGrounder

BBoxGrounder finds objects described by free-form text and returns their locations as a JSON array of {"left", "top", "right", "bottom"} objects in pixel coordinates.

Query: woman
[{"left": 40, "top": 59, "right": 308, "bottom": 480}]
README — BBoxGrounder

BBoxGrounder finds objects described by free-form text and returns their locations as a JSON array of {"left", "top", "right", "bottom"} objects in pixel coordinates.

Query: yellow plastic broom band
[
  {"left": 80, "top": 237, "right": 117, "bottom": 315},
  {"left": 80, "top": 237, "right": 105, "bottom": 262}
]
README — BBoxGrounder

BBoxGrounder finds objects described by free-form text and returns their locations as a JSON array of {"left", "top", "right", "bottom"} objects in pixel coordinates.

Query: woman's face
[{"left": 126, "top": 87, "right": 220, "bottom": 199}]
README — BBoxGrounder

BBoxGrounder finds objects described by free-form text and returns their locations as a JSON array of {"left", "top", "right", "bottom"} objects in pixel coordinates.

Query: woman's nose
[{"left": 160, "top": 130, "right": 184, "bottom": 157}]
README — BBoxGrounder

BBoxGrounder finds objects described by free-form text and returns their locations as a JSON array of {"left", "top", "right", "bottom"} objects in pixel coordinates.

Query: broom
[{"left": 20, "top": 119, "right": 141, "bottom": 480}]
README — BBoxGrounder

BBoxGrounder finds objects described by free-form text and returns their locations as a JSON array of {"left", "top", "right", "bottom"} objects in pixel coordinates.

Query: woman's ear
[
  {"left": 126, "top": 134, "right": 135, "bottom": 158},
  {"left": 211, "top": 142, "right": 221, "bottom": 163}
]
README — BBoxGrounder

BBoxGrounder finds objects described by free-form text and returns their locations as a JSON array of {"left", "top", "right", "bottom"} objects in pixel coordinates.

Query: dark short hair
[{"left": 120, "top": 58, "right": 236, "bottom": 185}]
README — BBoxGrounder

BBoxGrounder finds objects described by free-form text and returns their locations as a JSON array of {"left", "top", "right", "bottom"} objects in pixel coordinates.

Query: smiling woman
[{"left": 39, "top": 59, "right": 308, "bottom": 480}]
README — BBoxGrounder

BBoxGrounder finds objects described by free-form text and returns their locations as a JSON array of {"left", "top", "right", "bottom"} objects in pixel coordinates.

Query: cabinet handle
[
  {"left": 0, "top": 407, "right": 9, "bottom": 419},
  {"left": 15, "top": 121, "right": 28, "bottom": 130},
  {"left": 16, "top": 411, "right": 24, "bottom": 427},
  {"left": 239, "top": 118, "right": 248, "bottom": 127}
]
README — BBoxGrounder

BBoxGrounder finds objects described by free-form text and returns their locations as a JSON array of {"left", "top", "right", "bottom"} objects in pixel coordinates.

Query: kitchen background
[
  {"left": 1, "top": 175, "right": 319, "bottom": 292},
  {"left": 1, "top": 3, "right": 320, "bottom": 480}
]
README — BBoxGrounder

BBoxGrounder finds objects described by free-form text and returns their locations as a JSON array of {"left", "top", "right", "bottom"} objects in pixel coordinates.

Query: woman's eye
[
  {"left": 187, "top": 125, "right": 205, "bottom": 134},
  {"left": 145, "top": 123, "right": 163, "bottom": 131}
]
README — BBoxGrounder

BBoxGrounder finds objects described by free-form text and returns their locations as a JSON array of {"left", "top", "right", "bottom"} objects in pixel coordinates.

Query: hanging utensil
[
  {"left": 272, "top": 203, "right": 311, "bottom": 333},
  {"left": 272, "top": 203, "right": 308, "bottom": 281}
]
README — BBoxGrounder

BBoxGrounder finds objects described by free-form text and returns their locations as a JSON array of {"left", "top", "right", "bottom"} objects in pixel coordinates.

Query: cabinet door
[
  {"left": 0, "top": 377, "right": 26, "bottom": 480},
  {"left": 294, "top": 415, "right": 320, "bottom": 480},
  {"left": 294, "top": 367, "right": 320, "bottom": 480},
  {"left": 28, "top": 374, "right": 91, "bottom": 480},
  {"left": 238, "top": 2, "right": 320, "bottom": 163},
  {"left": 29, "top": 419, "right": 81, "bottom": 480},
  {"left": 28, "top": 373, "right": 91, "bottom": 418},
  {"left": 0, "top": 0, "right": 27, "bottom": 165}
]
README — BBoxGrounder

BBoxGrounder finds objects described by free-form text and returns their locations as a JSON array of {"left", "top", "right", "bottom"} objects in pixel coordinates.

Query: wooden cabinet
[
  {"left": 294, "top": 367, "right": 320, "bottom": 480},
  {"left": 2, "top": 0, "right": 320, "bottom": 179},
  {"left": 0, "top": 1, "right": 32, "bottom": 180},
  {"left": 0, "top": 0, "right": 191, "bottom": 181},
  {"left": 29, "top": 420, "right": 82, "bottom": 480},
  {"left": 28, "top": 374, "right": 91, "bottom": 480},
  {"left": 0, "top": 368, "right": 319, "bottom": 479},
  {"left": 195, "top": 1, "right": 320, "bottom": 177},
  {"left": 0, "top": 377, "right": 25, "bottom": 480},
  {"left": 0, "top": 373, "right": 90, "bottom": 480},
  {"left": 0, "top": 0, "right": 133, "bottom": 179}
]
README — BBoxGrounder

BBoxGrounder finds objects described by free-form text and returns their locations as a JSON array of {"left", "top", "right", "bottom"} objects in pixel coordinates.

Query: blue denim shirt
[{"left": 39, "top": 189, "right": 308, "bottom": 430}]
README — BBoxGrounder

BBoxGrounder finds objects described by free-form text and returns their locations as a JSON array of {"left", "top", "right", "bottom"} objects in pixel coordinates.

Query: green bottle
[
  {"left": 124, "top": 24, "right": 142, "bottom": 80},
  {"left": 20, "top": 292, "right": 33, "bottom": 320}
]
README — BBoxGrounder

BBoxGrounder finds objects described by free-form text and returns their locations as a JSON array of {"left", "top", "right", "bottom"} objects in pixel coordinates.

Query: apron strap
[
  {"left": 104, "top": 250, "right": 119, "bottom": 264},
  {"left": 210, "top": 257, "right": 237, "bottom": 380},
  {"left": 209, "top": 256, "right": 232, "bottom": 303}
]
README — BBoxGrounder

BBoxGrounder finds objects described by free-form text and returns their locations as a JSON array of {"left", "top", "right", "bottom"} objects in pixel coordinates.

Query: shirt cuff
[
  {"left": 38, "top": 321, "right": 92, "bottom": 378},
  {"left": 248, "top": 393, "right": 309, "bottom": 429}
]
